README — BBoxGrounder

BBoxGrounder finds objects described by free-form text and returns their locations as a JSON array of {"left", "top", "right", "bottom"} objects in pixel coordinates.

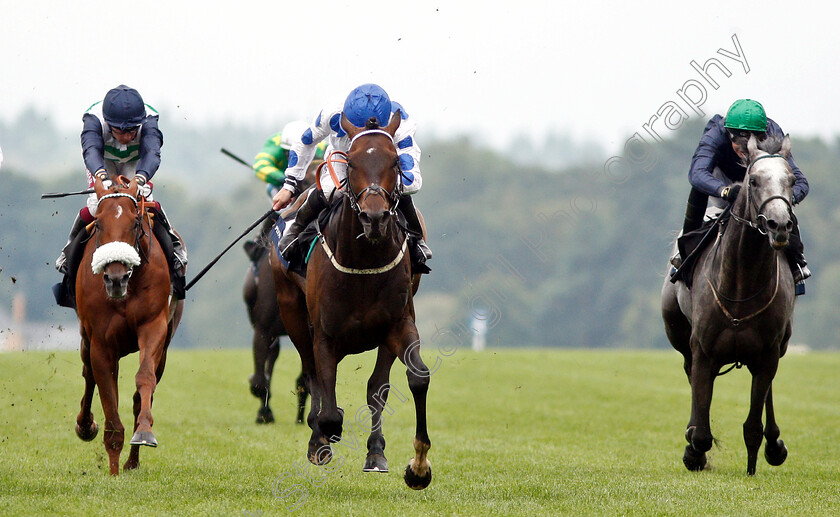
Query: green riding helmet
[{"left": 724, "top": 99, "right": 767, "bottom": 132}]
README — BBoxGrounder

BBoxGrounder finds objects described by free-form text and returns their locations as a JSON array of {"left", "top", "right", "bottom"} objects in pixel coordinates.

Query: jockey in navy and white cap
[{"left": 272, "top": 83, "right": 431, "bottom": 266}]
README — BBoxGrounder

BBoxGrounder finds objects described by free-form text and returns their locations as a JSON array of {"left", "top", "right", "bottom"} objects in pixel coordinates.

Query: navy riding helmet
[
  {"left": 343, "top": 84, "right": 392, "bottom": 128},
  {"left": 103, "top": 85, "right": 146, "bottom": 129}
]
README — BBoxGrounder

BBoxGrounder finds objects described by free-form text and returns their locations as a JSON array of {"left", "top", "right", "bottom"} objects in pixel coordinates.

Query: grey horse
[{"left": 661, "top": 134, "right": 797, "bottom": 475}]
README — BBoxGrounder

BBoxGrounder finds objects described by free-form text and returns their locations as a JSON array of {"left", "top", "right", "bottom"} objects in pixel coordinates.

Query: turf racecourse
[{"left": 1, "top": 348, "right": 838, "bottom": 516}]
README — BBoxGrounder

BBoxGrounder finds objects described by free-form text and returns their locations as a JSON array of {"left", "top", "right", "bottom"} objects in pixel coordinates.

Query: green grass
[{"left": 1, "top": 348, "right": 839, "bottom": 516}]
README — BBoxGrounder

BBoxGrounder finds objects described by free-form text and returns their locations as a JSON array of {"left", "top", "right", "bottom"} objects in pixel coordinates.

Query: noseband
[{"left": 729, "top": 154, "right": 793, "bottom": 235}]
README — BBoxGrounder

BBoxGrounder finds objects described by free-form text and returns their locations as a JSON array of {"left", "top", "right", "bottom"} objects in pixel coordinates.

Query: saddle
[{"left": 669, "top": 209, "right": 731, "bottom": 288}]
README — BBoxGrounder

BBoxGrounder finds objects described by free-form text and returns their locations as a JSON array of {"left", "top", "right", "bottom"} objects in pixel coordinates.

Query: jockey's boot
[
  {"left": 398, "top": 194, "right": 432, "bottom": 264},
  {"left": 671, "top": 187, "right": 710, "bottom": 268},
  {"left": 277, "top": 189, "right": 327, "bottom": 261},
  {"left": 786, "top": 218, "right": 810, "bottom": 293},
  {"left": 56, "top": 212, "right": 88, "bottom": 274},
  {"left": 151, "top": 205, "right": 188, "bottom": 299}
]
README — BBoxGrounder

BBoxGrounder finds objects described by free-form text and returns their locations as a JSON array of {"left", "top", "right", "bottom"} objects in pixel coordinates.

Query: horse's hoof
[
  {"left": 363, "top": 453, "right": 389, "bottom": 473},
  {"left": 765, "top": 439, "right": 788, "bottom": 466},
  {"left": 256, "top": 407, "right": 275, "bottom": 424},
  {"left": 683, "top": 444, "right": 707, "bottom": 471},
  {"left": 75, "top": 421, "right": 99, "bottom": 442},
  {"left": 130, "top": 430, "right": 158, "bottom": 447},
  {"left": 404, "top": 461, "right": 432, "bottom": 490},
  {"left": 309, "top": 445, "right": 332, "bottom": 466},
  {"left": 123, "top": 459, "right": 139, "bottom": 471}
]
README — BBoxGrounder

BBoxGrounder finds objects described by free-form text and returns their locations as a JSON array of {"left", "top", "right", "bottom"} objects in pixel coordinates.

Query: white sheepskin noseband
[{"left": 91, "top": 241, "right": 141, "bottom": 274}]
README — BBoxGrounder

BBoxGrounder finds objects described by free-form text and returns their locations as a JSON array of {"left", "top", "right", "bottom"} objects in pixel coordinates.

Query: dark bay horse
[
  {"left": 661, "top": 135, "right": 796, "bottom": 475},
  {"left": 270, "top": 112, "right": 432, "bottom": 489},
  {"left": 243, "top": 162, "right": 322, "bottom": 424},
  {"left": 74, "top": 175, "right": 184, "bottom": 475},
  {"left": 243, "top": 250, "right": 307, "bottom": 424}
]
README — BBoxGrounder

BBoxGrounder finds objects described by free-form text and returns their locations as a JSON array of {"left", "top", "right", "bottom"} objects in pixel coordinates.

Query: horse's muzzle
[
  {"left": 103, "top": 263, "right": 133, "bottom": 299},
  {"left": 358, "top": 210, "right": 391, "bottom": 242}
]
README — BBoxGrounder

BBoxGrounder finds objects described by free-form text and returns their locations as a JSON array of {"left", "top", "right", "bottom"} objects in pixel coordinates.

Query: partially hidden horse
[
  {"left": 243, "top": 248, "right": 307, "bottom": 424},
  {"left": 243, "top": 161, "right": 322, "bottom": 425},
  {"left": 74, "top": 175, "right": 185, "bottom": 475},
  {"left": 270, "top": 111, "right": 432, "bottom": 489},
  {"left": 661, "top": 134, "right": 797, "bottom": 475}
]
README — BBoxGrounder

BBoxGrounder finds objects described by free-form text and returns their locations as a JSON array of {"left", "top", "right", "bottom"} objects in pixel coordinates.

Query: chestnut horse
[
  {"left": 74, "top": 175, "right": 184, "bottom": 475},
  {"left": 662, "top": 135, "right": 796, "bottom": 475},
  {"left": 270, "top": 112, "right": 432, "bottom": 489}
]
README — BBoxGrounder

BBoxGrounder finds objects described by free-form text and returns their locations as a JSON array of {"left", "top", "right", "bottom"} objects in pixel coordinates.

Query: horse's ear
[
  {"left": 127, "top": 176, "right": 139, "bottom": 198},
  {"left": 747, "top": 133, "right": 760, "bottom": 159},
  {"left": 341, "top": 113, "right": 362, "bottom": 140},
  {"left": 384, "top": 110, "right": 401, "bottom": 137},
  {"left": 93, "top": 176, "right": 108, "bottom": 198},
  {"left": 780, "top": 133, "right": 792, "bottom": 158}
]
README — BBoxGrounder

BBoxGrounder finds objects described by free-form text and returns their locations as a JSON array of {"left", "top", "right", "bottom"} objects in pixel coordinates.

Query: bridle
[
  {"left": 729, "top": 154, "right": 794, "bottom": 235},
  {"left": 319, "top": 129, "right": 402, "bottom": 216}
]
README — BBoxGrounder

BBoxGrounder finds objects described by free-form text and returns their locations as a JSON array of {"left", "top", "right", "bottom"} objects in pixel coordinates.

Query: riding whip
[
  {"left": 184, "top": 208, "right": 276, "bottom": 291},
  {"left": 41, "top": 188, "right": 95, "bottom": 199}
]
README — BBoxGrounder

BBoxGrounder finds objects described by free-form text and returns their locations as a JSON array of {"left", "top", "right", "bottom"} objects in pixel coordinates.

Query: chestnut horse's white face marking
[{"left": 115, "top": 206, "right": 123, "bottom": 219}]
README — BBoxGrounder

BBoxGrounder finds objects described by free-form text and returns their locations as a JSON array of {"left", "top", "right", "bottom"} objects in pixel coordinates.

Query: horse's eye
[{"left": 749, "top": 177, "right": 757, "bottom": 187}]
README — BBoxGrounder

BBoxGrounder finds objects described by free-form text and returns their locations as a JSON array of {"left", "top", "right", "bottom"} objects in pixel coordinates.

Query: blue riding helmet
[
  {"left": 103, "top": 85, "right": 146, "bottom": 129},
  {"left": 342, "top": 84, "right": 391, "bottom": 128}
]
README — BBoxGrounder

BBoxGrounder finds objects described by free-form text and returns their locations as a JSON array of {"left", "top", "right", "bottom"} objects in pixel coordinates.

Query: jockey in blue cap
[
  {"left": 54, "top": 85, "right": 187, "bottom": 307},
  {"left": 272, "top": 83, "right": 432, "bottom": 266}
]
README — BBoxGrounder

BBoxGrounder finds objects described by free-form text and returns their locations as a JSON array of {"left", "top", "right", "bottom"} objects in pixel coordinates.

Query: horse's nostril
[
  {"left": 786, "top": 221, "right": 793, "bottom": 232},
  {"left": 766, "top": 220, "right": 778, "bottom": 231},
  {"left": 359, "top": 213, "right": 371, "bottom": 225}
]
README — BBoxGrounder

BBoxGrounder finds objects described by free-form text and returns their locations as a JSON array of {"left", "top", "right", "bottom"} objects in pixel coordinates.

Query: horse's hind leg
[
  {"left": 744, "top": 358, "right": 779, "bottom": 475},
  {"left": 684, "top": 346, "right": 714, "bottom": 472},
  {"left": 363, "top": 346, "right": 397, "bottom": 473},
  {"left": 250, "top": 330, "right": 277, "bottom": 424},
  {"left": 75, "top": 338, "right": 99, "bottom": 441},
  {"left": 763, "top": 384, "right": 787, "bottom": 467},
  {"left": 91, "top": 349, "right": 124, "bottom": 475},
  {"left": 295, "top": 369, "right": 308, "bottom": 425}
]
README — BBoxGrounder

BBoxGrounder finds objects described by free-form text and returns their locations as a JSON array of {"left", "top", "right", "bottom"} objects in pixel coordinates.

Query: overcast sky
[{"left": 2, "top": 0, "right": 838, "bottom": 153}]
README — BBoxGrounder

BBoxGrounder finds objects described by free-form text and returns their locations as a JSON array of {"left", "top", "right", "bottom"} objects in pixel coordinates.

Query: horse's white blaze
[
  {"left": 366, "top": 147, "right": 376, "bottom": 155},
  {"left": 91, "top": 241, "right": 141, "bottom": 274},
  {"left": 115, "top": 206, "right": 123, "bottom": 219}
]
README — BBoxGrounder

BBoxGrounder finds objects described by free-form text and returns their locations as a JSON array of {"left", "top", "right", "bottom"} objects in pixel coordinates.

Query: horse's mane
[
  {"left": 757, "top": 135, "right": 783, "bottom": 154},
  {"left": 364, "top": 117, "right": 381, "bottom": 130}
]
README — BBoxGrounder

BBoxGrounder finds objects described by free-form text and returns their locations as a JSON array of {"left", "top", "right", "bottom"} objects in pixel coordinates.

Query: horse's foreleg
[
  {"left": 392, "top": 322, "right": 432, "bottom": 490},
  {"left": 363, "top": 346, "right": 397, "bottom": 473},
  {"left": 762, "top": 384, "right": 787, "bottom": 467},
  {"left": 744, "top": 357, "right": 779, "bottom": 475},
  {"left": 124, "top": 346, "right": 168, "bottom": 472},
  {"left": 684, "top": 346, "right": 714, "bottom": 472},
  {"left": 313, "top": 335, "right": 342, "bottom": 452},
  {"left": 91, "top": 347, "right": 123, "bottom": 475},
  {"left": 130, "top": 317, "right": 168, "bottom": 448},
  {"left": 75, "top": 339, "right": 99, "bottom": 441}
]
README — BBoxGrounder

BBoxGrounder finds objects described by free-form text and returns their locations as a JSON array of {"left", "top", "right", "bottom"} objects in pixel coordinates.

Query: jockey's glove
[
  {"left": 136, "top": 174, "right": 152, "bottom": 198},
  {"left": 721, "top": 184, "right": 741, "bottom": 203},
  {"left": 95, "top": 168, "right": 113, "bottom": 189}
]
